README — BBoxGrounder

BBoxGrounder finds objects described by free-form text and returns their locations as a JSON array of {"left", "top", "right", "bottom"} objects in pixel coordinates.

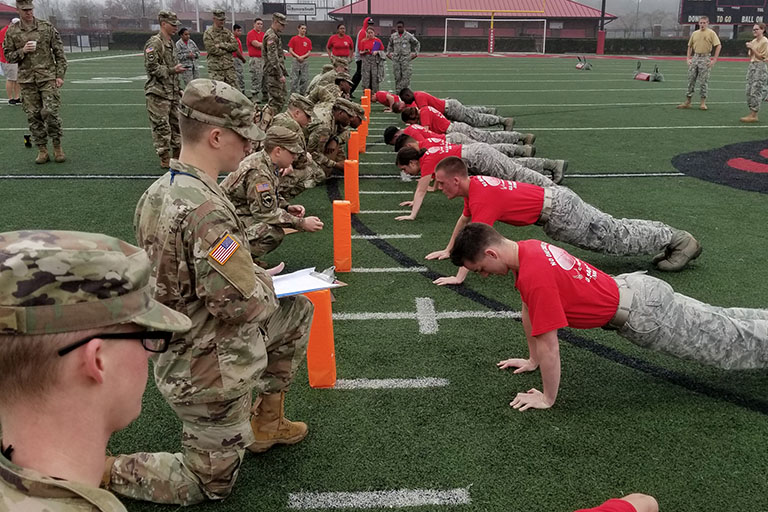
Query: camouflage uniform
[
  {"left": 263, "top": 17, "right": 287, "bottom": 114},
  {"left": 444, "top": 98, "right": 506, "bottom": 128},
  {"left": 2, "top": 8, "right": 66, "bottom": 149},
  {"left": 447, "top": 122, "right": 523, "bottom": 144},
  {"left": 540, "top": 185, "right": 678, "bottom": 256},
  {"left": 175, "top": 37, "right": 200, "bottom": 87},
  {"left": 360, "top": 50, "right": 381, "bottom": 94},
  {"left": 221, "top": 129, "right": 307, "bottom": 257},
  {"left": 686, "top": 54, "right": 712, "bottom": 99},
  {"left": 0, "top": 230, "right": 193, "bottom": 512},
  {"left": 271, "top": 97, "right": 326, "bottom": 199},
  {"left": 203, "top": 14, "right": 238, "bottom": 88},
  {"left": 386, "top": 30, "right": 419, "bottom": 93},
  {"left": 234, "top": 55, "right": 246, "bottom": 93},
  {"left": 144, "top": 13, "right": 182, "bottom": 164},
  {"left": 306, "top": 100, "right": 347, "bottom": 176},
  {"left": 307, "top": 59, "right": 346, "bottom": 93},
  {"left": 746, "top": 60, "right": 768, "bottom": 112},
  {"left": 307, "top": 81, "right": 340, "bottom": 105},
  {"left": 461, "top": 143, "right": 553, "bottom": 187},
  {"left": 615, "top": 272, "right": 768, "bottom": 370},
  {"left": 290, "top": 59, "right": 310, "bottom": 95},
  {"left": 108, "top": 80, "right": 313, "bottom": 505}
]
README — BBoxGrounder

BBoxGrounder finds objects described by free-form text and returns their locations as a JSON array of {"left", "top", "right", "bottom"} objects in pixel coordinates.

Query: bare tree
[
  {"left": 67, "top": 0, "right": 102, "bottom": 21},
  {"left": 103, "top": 0, "right": 159, "bottom": 18},
  {"left": 35, "top": 0, "right": 66, "bottom": 21}
]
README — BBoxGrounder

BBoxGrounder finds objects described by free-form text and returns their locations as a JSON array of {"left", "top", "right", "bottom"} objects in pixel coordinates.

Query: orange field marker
[
  {"left": 333, "top": 200, "right": 351, "bottom": 272},
  {"left": 304, "top": 289, "right": 337, "bottom": 388},
  {"left": 344, "top": 159, "right": 360, "bottom": 214}
]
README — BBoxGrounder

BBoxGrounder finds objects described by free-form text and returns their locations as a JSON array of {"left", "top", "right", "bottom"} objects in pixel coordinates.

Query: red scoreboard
[{"left": 679, "top": 0, "right": 767, "bottom": 24}]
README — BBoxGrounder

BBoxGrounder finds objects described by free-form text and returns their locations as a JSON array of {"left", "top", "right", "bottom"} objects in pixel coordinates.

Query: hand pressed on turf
[
  {"left": 497, "top": 358, "right": 538, "bottom": 374},
  {"left": 510, "top": 388, "right": 552, "bottom": 411}
]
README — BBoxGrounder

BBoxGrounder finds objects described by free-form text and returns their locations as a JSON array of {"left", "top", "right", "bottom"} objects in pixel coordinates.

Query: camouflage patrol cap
[
  {"left": 16, "top": 0, "right": 33, "bottom": 9},
  {"left": 0, "top": 231, "right": 192, "bottom": 335},
  {"left": 158, "top": 10, "right": 181, "bottom": 26},
  {"left": 288, "top": 93, "right": 313, "bottom": 119},
  {"left": 334, "top": 97, "right": 357, "bottom": 117},
  {"left": 266, "top": 125, "right": 303, "bottom": 154},
  {"left": 321, "top": 63, "right": 334, "bottom": 73},
  {"left": 212, "top": 8, "right": 226, "bottom": 20},
  {"left": 273, "top": 12, "right": 287, "bottom": 24},
  {"left": 350, "top": 101, "right": 365, "bottom": 120},
  {"left": 180, "top": 79, "right": 265, "bottom": 141},
  {"left": 334, "top": 71, "right": 353, "bottom": 85},
  {"left": 332, "top": 57, "right": 348, "bottom": 69}
]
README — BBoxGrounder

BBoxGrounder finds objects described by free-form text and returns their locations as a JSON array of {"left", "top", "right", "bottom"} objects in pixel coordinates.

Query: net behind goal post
[{"left": 443, "top": 18, "right": 548, "bottom": 54}]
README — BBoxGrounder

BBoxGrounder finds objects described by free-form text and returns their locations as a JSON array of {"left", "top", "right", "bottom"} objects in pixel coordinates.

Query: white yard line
[
  {"left": 350, "top": 266, "right": 427, "bottom": 272},
  {"left": 351, "top": 234, "right": 422, "bottom": 240},
  {"left": 288, "top": 488, "right": 471, "bottom": 509},
  {"left": 67, "top": 53, "right": 142, "bottom": 62},
  {"left": 359, "top": 190, "right": 412, "bottom": 194},
  {"left": 358, "top": 210, "right": 411, "bottom": 214},
  {"left": 332, "top": 378, "right": 449, "bottom": 389}
]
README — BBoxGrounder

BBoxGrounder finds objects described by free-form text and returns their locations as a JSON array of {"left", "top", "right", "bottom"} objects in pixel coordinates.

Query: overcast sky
[{"left": 575, "top": 0, "right": 679, "bottom": 15}]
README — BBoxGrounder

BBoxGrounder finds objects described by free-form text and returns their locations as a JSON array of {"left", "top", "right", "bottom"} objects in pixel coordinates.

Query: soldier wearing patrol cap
[
  {"left": 203, "top": 9, "right": 239, "bottom": 87},
  {"left": 221, "top": 124, "right": 324, "bottom": 258},
  {"left": 144, "top": 10, "right": 185, "bottom": 168},
  {"left": 272, "top": 93, "right": 327, "bottom": 199},
  {"left": 307, "top": 70, "right": 351, "bottom": 105},
  {"left": 0, "top": 230, "right": 191, "bottom": 511},
  {"left": 3, "top": 0, "right": 68, "bottom": 164},
  {"left": 305, "top": 96, "right": 353, "bottom": 176},
  {"left": 307, "top": 57, "right": 348, "bottom": 94},
  {"left": 263, "top": 12, "right": 288, "bottom": 116},
  {"left": 106, "top": 79, "right": 314, "bottom": 505}
]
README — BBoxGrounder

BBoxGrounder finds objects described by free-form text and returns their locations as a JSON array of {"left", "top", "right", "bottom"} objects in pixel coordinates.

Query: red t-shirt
[
  {"left": 463, "top": 176, "right": 544, "bottom": 226},
  {"left": 246, "top": 29, "right": 264, "bottom": 57},
  {"left": 0, "top": 25, "right": 8, "bottom": 64},
  {"left": 419, "top": 144, "right": 462, "bottom": 177},
  {"left": 418, "top": 138, "right": 449, "bottom": 150},
  {"left": 574, "top": 499, "right": 637, "bottom": 512},
  {"left": 419, "top": 106, "right": 451, "bottom": 134},
  {"left": 514, "top": 240, "right": 620, "bottom": 337},
  {"left": 359, "top": 37, "right": 384, "bottom": 54},
  {"left": 327, "top": 34, "right": 354, "bottom": 56},
  {"left": 375, "top": 91, "right": 400, "bottom": 106},
  {"left": 403, "top": 124, "right": 445, "bottom": 143},
  {"left": 288, "top": 35, "right": 312, "bottom": 57},
  {"left": 412, "top": 91, "right": 446, "bottom": 113},
  {"left": 233, "top": 37, "right": 243, "bottom": 58}
]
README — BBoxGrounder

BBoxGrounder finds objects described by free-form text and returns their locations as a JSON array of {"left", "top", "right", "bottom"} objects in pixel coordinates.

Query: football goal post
[{"left": 443, "top": 18, "right": 547, "bottom": 54}]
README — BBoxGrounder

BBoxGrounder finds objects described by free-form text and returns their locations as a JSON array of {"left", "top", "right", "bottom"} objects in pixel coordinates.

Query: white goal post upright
[{"left": 443, "top": 17, "right": 547, "bottom": 54}]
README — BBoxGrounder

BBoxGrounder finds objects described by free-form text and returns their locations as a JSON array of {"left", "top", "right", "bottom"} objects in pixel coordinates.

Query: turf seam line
[
  {"left": 325, "top": 179, "right": 768, "bottom": 417},
  {"left": 331, "top": 378, "right": 450, "bottom": 389}
]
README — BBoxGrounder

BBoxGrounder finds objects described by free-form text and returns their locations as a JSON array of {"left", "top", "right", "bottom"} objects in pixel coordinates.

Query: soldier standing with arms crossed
[
  {"left": 175, "top": 26, "right": 201, "bottom": 88},
  {"left": 677, "top": 16, "right": 720, "bottom": 111},
  {"left": 103, "top": 79, "right": 314, "bottom": 505},
  {"left": 144, "top": 10, "right": 185, "bottom": 169},
  {"left": 3, "top": 0, "right": 67, "bottom": 164},
  {"left": 203, "top": 9, "right": 239, "bottom": 87},
  {"left": 387, "top": 21, "right": 419, "bottom": 94}
]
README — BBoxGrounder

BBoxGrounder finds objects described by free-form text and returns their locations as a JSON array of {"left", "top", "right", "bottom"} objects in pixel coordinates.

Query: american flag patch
[
  {"left": 145, "top": 46, "right": 154, "bottom": 53},
  {"left": 257, "top": 182, "right": 270, "bottom": 192},
  {"left": 208, "top": 234, "right": 240, "bottom": 265}
]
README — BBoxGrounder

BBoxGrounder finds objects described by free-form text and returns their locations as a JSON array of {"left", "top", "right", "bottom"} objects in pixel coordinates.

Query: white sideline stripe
[
  {"left": 334, "top": 312, "right": 415, "bottom": 320},
  {"left": 333, "top": 310, "right": 520, "bottom": 322},
  {"left": 416, "top": 297, "right": 439, "bottom": 334},
  {"left": 0, "top": 172, "right": 686, "bottom": 180},
  {"left": 359, "top": 190, "right": 412, "bottom": 194},
  {"left": 438, "top": 310, "right": 522, "bottom": 320},
  {"left": 68, "top": 53, "right": 142, "bottom": 62},
  {"left": 359, "top": 210, "right": 410, "bottom": 214},
  {"left": 333, "top": 378, "right": 449, "bottom": 389},
  {"left": 351, "top": 234, "right": 422, "bottom": 239},
  {"left": 288, "top": 488, "right": 471, "bottom": 509},
  {"left": 350, "top": 266, "right": 427, "bottom": 272}
]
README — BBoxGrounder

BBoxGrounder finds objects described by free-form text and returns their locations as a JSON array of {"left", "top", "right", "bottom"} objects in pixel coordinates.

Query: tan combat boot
[
  {"left": 549, "top": 159, "right": 568, "bottom": 185},
  {"left": 699, "top": 98, "right": 708, "bottom": 110},
  {"left": 740, "top": 111, "right": 759, "bottom": 123},
  {"left": 516, "top": 144, "right": 535, "bottom": 157},
  {"left": 35, "top": 145, "right": 49, "bottom": 164},
  {"left": 522, "top": 133, "right": 536, "bottom": 145},
  {"left": 502, "top": 117, "right": 515, "bottom": 131},
  {"left": 53, "top": 144, "right": 66, "bottom": 163},
  {"left": 655, "top": 230, "right": 702, "bottom": 271},
  {"left": 247, "top": 391, "right": 308, "bottom": 453},
  {"left": 676, "top": 98, "right": 692, "bottom": 109}
]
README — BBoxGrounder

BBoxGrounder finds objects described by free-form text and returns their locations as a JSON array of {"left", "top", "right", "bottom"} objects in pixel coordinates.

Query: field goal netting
[{"left": 443, "top": 18, "right": 547, "bottom": 54}]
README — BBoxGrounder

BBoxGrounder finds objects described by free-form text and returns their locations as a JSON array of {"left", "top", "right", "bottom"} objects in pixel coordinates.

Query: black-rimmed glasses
[{"left": 57, "top": 331, "right": 174, "bottom": 357}]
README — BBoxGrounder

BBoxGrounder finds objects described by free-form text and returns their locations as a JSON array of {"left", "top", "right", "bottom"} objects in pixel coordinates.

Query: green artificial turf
[{"left": 2, "top": 52, "right": 768, "bottom": 512}]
